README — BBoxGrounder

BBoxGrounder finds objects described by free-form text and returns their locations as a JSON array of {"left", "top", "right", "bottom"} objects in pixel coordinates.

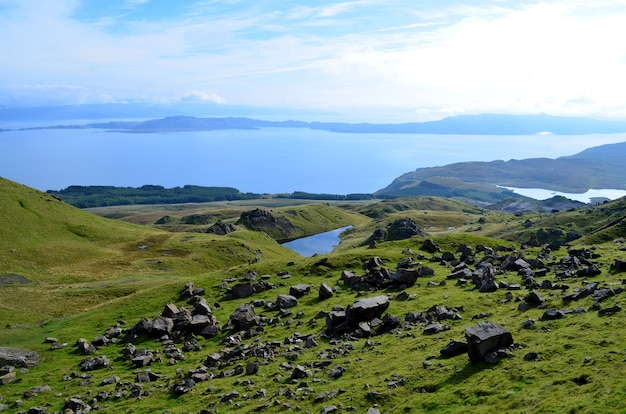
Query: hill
[
  {"left": 377, "top": 141, "right": 626, "bottom": 199},
  {"left": 7, "top": 112, "right": 626, "bottom": 135},
  {"left": 2, "top": 179, "right": 626, "bottom": 413}
]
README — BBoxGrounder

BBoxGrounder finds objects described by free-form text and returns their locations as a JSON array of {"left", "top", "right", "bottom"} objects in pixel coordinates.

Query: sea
[{"left": 1, "top": 123, "right": 626, "bottom": 197}]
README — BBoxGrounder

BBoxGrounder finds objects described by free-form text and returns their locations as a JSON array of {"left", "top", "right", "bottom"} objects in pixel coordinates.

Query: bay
[
  {"left": 1, "top": 126, "right": 625, "bottom": 194},
  {"left": 501, "top": 187, "right": 626, "bottom": 203}
]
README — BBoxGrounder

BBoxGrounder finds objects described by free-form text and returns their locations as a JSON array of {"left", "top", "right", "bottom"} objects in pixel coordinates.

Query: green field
[{"left": 1, "top": 177, "right": 626, "bottom": 413}]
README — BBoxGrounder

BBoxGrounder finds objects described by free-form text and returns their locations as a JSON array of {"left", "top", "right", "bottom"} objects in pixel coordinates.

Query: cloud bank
[{"left": 1, "top": 0, "right": 626, "bottom": 121}]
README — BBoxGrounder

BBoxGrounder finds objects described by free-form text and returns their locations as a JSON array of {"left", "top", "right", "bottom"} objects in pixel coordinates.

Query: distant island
[{"left": 7, "top": 113, "right": 626, "bottom": 135}]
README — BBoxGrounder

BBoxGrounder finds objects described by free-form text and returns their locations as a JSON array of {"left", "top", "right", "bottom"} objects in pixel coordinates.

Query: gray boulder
[
  {"left": 390, "top": 268, "right": 420, "bottom": 286},
  {"left": 318, "top": 283, "right": 334, "bottom": 300},
  {"left": 228, "top": 304, "right": 260, "bottom": 331},
  {"left": 276, "top": 294, "right": 298, "bottom": 309},
  {"left": 465, "top": 322, "right": 513, "bottom": 363},
  {"left": 289, "top": 284, "right": 311, "bottom": 298},
  {"left": 346, "top": 296, "right": 390, "bottom": 327},
  {"left": 524, "top": 290, "right": 544, "bottom": 306},
  {"left": 0, "top": 347, "right": 40, "bottom": 368},
  {"left": 231, "top": 283, "right": 255, "bottom": 299}
]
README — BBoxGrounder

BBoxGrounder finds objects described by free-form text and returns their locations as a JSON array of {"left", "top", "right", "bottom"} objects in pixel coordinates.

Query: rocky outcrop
[
  {"left": 364, "top": 217, "right": 428, "bottom": 245},
  {"left": 237, "top": 208, "right": 294, "bottom": 235},
  {"left": 206, "top": 220, "right": 237, "bottom": 235}
]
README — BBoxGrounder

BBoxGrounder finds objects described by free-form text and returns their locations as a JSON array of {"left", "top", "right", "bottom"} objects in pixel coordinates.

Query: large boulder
[
  {"left": 390, "top": 268, "right": 420, "bottom": 286},
  {"left": 231, "top": 283, "right": 255, "bottom": 299},
  {"left": 228, "top": 304, "right": 260, "bottom": 331},
  {"left": 465, "top": 322, "right": 513, "bottom": 363},
  {"left": 346, "top": 296, "right": 390, "bottom": 327},
  {"left": 0, "top": 347, "right": 40, "bottom": 368}
]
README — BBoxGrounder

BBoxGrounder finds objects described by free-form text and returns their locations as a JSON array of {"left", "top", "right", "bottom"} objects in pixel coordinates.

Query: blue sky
[{"left": 2, "top": 0, "right": 626, "bottom": 121}]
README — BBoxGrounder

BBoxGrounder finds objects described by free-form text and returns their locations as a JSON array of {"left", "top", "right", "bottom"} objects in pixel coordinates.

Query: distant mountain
[
  {"left": 377, "top": 141, "right": 626, "bottom": 201},
  {"left": 311, "top": 113, "right": 626, "bottom": 135},
  {"left": 4, "top": 112, "right": 626, "bottom": 135}
]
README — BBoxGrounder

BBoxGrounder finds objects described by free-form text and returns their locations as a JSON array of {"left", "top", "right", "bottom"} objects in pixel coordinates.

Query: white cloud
[
  {"left": 180, "top": 91, "right": 226, "bottom": 104},
  {"left": 1, "top": 1, "right": 626, "bottom": 120}
]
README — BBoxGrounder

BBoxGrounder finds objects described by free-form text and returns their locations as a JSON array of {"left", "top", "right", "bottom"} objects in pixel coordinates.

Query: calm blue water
[
  {"left": 1, "top": 126, "right": 625, "bottom": 194},
  {"left": 282, "top": 226, "right": 352, "bottom": 256}
]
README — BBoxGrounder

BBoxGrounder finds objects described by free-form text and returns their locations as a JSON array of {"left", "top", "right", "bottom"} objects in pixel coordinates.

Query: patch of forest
[{"left": 47, "top": 185, "right": 376, "bottom": 208}]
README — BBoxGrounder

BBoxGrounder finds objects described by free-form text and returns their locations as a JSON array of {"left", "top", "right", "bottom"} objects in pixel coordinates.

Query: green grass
[{"left": 2, "top": 177, "right": 626, "bottom": 413}]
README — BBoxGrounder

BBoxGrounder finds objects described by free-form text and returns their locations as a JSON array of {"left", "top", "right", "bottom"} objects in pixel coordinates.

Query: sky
[{"left": 2, "top": 0, "right": 626, "bottom": 121}]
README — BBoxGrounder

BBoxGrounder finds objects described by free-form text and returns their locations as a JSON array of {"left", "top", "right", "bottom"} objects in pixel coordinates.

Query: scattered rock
[
  {"left": 440, "top": 340, "right": 468, "bottom": 358},
  {"left": 319, "top": 283, "right": 334, "bottom": 300}
]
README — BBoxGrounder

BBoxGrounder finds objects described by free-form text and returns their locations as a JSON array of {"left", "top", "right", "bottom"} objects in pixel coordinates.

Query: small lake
[{"left": 282, "top": 225, "right": 352, "bottom": 256}]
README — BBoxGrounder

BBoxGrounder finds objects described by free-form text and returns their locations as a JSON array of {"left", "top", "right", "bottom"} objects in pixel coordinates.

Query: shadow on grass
[{"left": 438, "top": 360, "right": 497, "bottom": 388}]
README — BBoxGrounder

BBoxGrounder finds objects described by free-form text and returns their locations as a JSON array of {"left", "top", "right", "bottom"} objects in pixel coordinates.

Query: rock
[
  {"left": 524, "top": 290, "right": 544, "bottom": 306},
  {"left": 100, "top": 375, "right": 119, "bottom": 385},
  {"left": 75, "top": 338, "right": 97, "bottom": 354},
  {"left": 290, "top": 364, "right": 311, "bottom": 380},
  {"left": 318, "top": 283, "right": 334, "bottom": 300},
  {"left": 206, "top": 220, "right": 236, "bottom": 235},
  {"left": 276, "top": 294, "right": 298, "bottom": 309},
  {"left": 0, "top": 371, "right": 16, "bottom": 385},
  {"left": 26, "top": 407, "right": 49, "bottom": 414},
  {"left": 321, "top": 406, "right": 338, "bottom": 414},
  {"left": 346, "top": 296, "right": 390, "bottom": 327},
  {"left": 199, "top": 325, "right": 219, "bottom": 339},
  {"left": 598, "top": 305, "right": 622, "bottom": 316},
  {"left": 540, "top": 308, "right": 566, "bottom": 321},
  {"left": 162, "top": 303, "right": 179, "bottom": 318},
  {"left": 440, "top": 340, "right": 468, "bottom": 358},
  {"left": 194, "top": 301, "right": 212, "bottom": 316},
  {"left": 386, "top": 217, "right": 426, "bottom": 240},
  {"left": 289, "top": 284, "right": 311, "bottom": 298},
  {"left": 465, "top": 322, "right": 513, "bottom": 363},
  {"left": 422, "top": 239, "right": 440, "bottom": 253},
  {"left": 390, "top": 268, "right": 420, "bottom": 286},
  {"left": 64, "top": 398, "right": 90, "bottom": 413},
  {"left": 0, "top": 347, "right": 40, "bottom": 368},
  {"left": 363, "top": 257, "right": 384, "bottom": 271},
  {"left": 151, "top": 317, "right": 174, "bottom": 336},
  {"left": 246, "top": 362, "right": 259, "bottom": 375},
  {"left": 478, "top": 279, "right": 499, "bottom": 293},
  {"left": 229, "top": 304, "right": 260, "bottom": 331},
  {"left": 611, "top": 259, "right": 626, "bottom": 272},
  {"left": 329, "top": 365, "right": 344, "bottom": 379},
  {"left": 80, "top": 355, "right": 110, "bottom": 371},
  {"left": 423, "top": 322, "right": 447, "bottom": 335},
  {"left": 524, "top": 352, "right": 540, "bottom": 361},
  {"left": 231, "top": 283, "right": 255, "bottom": 299}
]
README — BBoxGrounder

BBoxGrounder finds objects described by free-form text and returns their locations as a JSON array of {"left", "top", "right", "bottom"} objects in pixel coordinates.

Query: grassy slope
[
  {"left": 0, "top": 177, "right": 301, "bottom": 325},
  {"left": 2, "top": 180, "right": 626, "bottom": 413}
]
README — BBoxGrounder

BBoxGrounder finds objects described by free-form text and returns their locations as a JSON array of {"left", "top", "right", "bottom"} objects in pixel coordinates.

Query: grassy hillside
[
  {"left": 2, "top": 179, "right": 626, "bottom": 413},
  {"left": 0, "top": 177, "right": 301, "bottom": 324}
]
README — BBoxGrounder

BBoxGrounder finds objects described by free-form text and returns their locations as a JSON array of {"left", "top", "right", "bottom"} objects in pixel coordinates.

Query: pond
[{"left": 282, "top": 226, "right": 352, "bottom": 257}]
